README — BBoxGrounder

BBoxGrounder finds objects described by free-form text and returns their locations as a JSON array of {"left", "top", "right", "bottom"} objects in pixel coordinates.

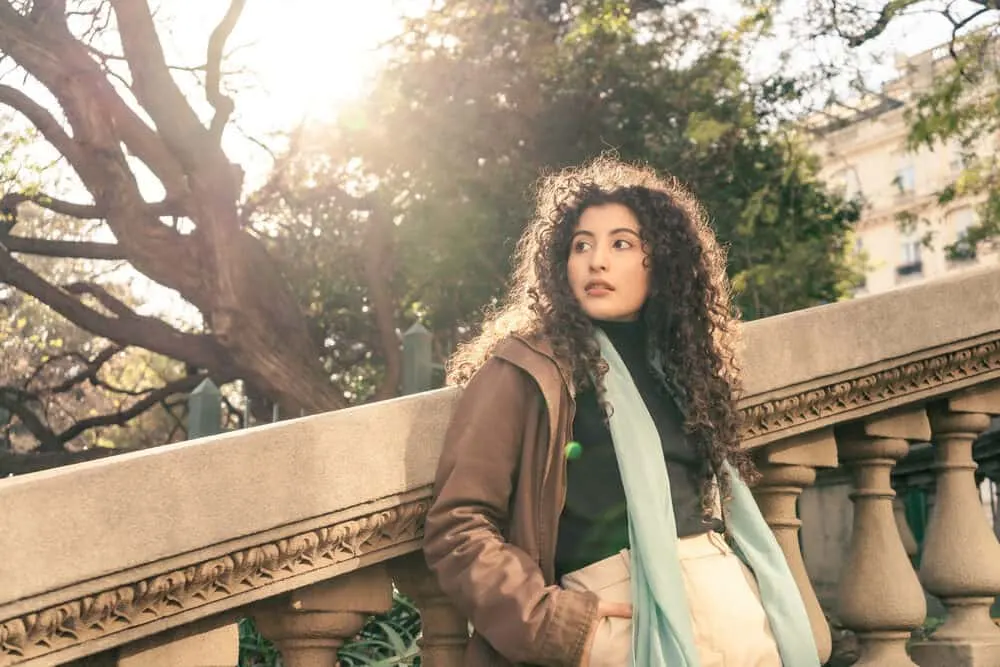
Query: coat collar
[{"left": 508, "top": 334, "right": 576, "bottom": 399}]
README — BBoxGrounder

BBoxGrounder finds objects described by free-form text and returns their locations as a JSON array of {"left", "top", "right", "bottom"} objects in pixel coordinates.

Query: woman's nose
[{"left": 590, "top": 243, "right": 609, "bottom": 271}]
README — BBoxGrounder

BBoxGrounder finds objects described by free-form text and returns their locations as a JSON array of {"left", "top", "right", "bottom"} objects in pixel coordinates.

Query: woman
[{"left": 422, "top": 157, "right": 818, "bottom": 667}]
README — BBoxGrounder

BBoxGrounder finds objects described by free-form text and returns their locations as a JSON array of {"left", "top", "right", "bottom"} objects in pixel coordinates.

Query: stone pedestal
[
  {"left": 392, "top": 552, "right": 468, "bottom": 667},
  {"left": 912, "top": 390, "right": 1000, "bottom": 667},
  {"left": 253, "top": 566, "right": 393, "bottom": 667},
  {"left": 754, "top": 463, "right": 832, "bottom": 664},
  {"left": 837, "top": 410, "right": 929, "bottom": 667}
]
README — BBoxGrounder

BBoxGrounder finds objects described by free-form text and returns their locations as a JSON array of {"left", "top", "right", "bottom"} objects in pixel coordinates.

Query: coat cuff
[{"left": 540, "top": 588, "right": 601, "bottom": 666}]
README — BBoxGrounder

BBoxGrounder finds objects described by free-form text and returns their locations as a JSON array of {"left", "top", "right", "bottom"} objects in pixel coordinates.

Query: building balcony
[{"left": 4, "top": 266, "right": 1000, "bottom": 667}]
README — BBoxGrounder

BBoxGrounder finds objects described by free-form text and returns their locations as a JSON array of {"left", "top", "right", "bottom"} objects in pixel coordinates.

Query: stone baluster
[
  {"left": 753, "top": 428, "right": 838, "bottom": 665},
  {"left": 252, "top": 565, "right": 393, "bottom": 667},
  {"left": 835, "top": 409, "right": 930, "bottom": 667},
  {"left": 893, "top": 493, "right": 920, "bottom": 561},
  {"left": 392, "top": 552, "right": 468, "bottom": 666},
  {"left": 910, "top": 384, "right": 1000, "bottom": 667}
]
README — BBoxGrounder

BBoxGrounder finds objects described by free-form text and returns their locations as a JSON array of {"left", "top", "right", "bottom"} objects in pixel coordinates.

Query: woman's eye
[
  {"left": 573, "top": 240, "right": 591, "bottom": 252},
  {"left": 613, "top": 238, "right": 633, "bottom": 250}
]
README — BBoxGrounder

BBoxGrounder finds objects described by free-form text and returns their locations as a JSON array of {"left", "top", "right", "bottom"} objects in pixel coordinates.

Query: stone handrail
[
  {"left": 2, "top": 264, "right": 1000, "bottom": 666},
  {"left": 0, "top": 386, "right": 460, "bottom": 666}
]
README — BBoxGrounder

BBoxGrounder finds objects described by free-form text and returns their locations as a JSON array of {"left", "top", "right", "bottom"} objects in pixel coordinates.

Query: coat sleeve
[{"left": 422, "top": 356, "right": 599, "bottom": 667}]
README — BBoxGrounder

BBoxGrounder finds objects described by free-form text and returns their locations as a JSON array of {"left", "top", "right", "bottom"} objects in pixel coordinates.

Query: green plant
[
  {"left": 237, "top": 592, "right": 423, "bottom": 667},
  {"left": 910, "top": 615, "right": 945, "bottom": 644},
  {"left": 238, "top": 617, "right": 282, "bottom": 667},
  {"left": 339, "top": 593, "right": 423, "bottom": 667}
]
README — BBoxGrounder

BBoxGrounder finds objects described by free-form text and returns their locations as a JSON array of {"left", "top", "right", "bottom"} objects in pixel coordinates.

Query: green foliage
[
  {"left": 3, "top": 0, "right": 867, "bottom": 440},
  {"left": 904, "top": 25, "right": 1000, "bottom": 256},
  {"left": 338, "top": 593, "right": 423, "bottom": 667},
  {"left": 237, "top": 593, "right": 422, "bottom": 667},
  {"left": 262, "top": 0, "right": 863, "bottom": 362},
  {"left": 1, "top": 280, "right": 187, "bottom": 452},
  {"left": 238, "top": 618, "right": 283, "bottom": 667}
]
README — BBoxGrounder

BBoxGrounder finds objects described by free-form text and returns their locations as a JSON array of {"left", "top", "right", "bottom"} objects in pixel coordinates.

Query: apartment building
[{"left": 808, "top": 44, "right": 996, "bottom": 295}]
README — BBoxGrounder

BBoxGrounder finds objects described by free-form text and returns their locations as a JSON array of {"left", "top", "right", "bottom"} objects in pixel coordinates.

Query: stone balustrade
[{"left": 3, "top": 264, "right": 1000, "bottom": 666}]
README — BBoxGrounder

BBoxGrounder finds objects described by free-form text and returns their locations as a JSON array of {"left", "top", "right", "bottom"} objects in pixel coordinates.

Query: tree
[
  {"left": 0, "top": 187, "right": 218, "bottom": 473},
  {"left": 0, "top": 0, "right": 366, "bottom": 423},
  {"left": 0, "top": 289, "right": 197, "bottom": 475},
  {"left": 1, "top": 0, "right": 862, "bottom": 467},
  {"left": 794, "top": 0, "right": 1000, "bottom": 256},
  {"left": 291, "top": 0, "right": 861, "bottom": 328}
]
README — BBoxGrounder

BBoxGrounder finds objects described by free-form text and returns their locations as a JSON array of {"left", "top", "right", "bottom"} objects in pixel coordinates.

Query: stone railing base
[
  {"left": 910, "top": 639, "right": 1000, "bottom": 667},
  {"left": 117, "top": 623, "right": 238, "bottom": 667}
]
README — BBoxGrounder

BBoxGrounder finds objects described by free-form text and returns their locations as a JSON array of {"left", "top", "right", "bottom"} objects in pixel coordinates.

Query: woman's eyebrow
[
  {"left": 611, "top": 227, "right": 641, "bottom": 237},
  {"left": 571, "top": 227, "right": 640, "bottom": 238}
]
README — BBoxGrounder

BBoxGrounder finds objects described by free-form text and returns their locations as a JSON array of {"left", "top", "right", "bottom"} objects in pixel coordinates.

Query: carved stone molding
[
  {"left": 0, "top": 499, "right": 427, "bottom": 666},
  {"left": 741, "top": 340, "right": 1000, "bottom": 443}
]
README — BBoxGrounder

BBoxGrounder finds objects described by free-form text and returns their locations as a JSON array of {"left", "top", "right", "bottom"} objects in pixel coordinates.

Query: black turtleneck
[{"left": 554, "top": 319, "right": 709, "bottom": 579}]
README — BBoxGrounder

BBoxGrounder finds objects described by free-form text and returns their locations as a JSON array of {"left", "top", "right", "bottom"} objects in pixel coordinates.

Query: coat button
[{"left": 564, "top": 441, "right": 582, "bottom": 460}]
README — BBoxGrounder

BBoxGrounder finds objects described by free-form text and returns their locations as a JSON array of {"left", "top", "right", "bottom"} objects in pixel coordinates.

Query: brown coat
[{"left": 423, "top": 335, "right": 601, "bottom": 666}]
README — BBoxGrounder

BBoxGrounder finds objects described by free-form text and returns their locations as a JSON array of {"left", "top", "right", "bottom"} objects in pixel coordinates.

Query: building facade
[{"left": 809, "top": 44, "right": 996, "bottom": 296}]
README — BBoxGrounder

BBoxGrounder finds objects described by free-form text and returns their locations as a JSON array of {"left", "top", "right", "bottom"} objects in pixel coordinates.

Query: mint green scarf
[{"left": 594, "top": 328, "right": 819, "bottom": 667}]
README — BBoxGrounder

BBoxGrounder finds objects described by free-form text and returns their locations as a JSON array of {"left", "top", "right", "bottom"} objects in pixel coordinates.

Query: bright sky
[
  {"left": 189, "top": 0, "right": 971, "bottom": 182},
  {"left": 697, "top": 0, "right": 989, "bottom": 107},
  {"left": 154, "top": 0, "right": 426, "bottom": 188}
]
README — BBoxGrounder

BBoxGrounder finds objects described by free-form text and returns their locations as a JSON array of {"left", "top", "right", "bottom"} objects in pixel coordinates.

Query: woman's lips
[{"left": 585, "top": 283, "right": 613, "bottom": 296}]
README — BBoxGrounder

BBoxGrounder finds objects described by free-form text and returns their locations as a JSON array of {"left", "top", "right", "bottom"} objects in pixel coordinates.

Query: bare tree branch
[
  {"left": 75, "top": 1, "right": 114, "bottom": 46},
  {"left": 1, "top": 4, "right": 197, "bottom": 206},
  {"left": 160, "top": 397, "right": 186, "bottom": 440},
  {"left": 0, "top": 191, "right": 177, "bottom": 220},
  {"left": 57, "top": 372, "right": 207, "bottom": 443},
  {"left": 45, "top": 344, "right": 122, "bottom": 394},
  {"left": 1, "top": 236, "right": 126, "bottom": 260},
  {"left": 2, "top": 191, "right": 109, "bottom": 220},
  {"left": 239, "top": 123, "right": 305, "bottom": 225},
  {"left": 109, "top": 0, "right": 228, "bottom": 172},
  {"left": 85, "top": 42, "right": 210, "bottom": 73},
  {"left": 0, "top": 1, "right": 347, "bottom": 419},
  {"left": 0, "top": 248, "right": 232, "bottom": 374},
  {"left": 837, "top": 0, "right": 924, "bottom": 47},
  {"left": 0, "top": 371, "right": 203, "bottom": 474},
  {"left": 102, "top": 94, "right": 192, "bottom": 199},
  {"left": 205, "top": 0, "right": 246, "bottom": 142},
  {"left": 0, "top": 24, "right": 204, "bottom": 304},
  {"left": 0, "top": 84, "right": 86, "bottom": 173},
  {"left": 941, "top": 5, "right": 994, "bottom": 80},
  {"left": 0, "top": 387, "right": 62, "bottom": 452},
  {"left": 63, "top": 281, "right": 135, "bottom": 317},
  {"left": 23, "top": 349, "right": 90, "bottom": 391}
]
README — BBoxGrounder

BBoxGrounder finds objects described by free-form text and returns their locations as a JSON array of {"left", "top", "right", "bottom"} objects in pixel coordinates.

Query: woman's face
[{"left": 567, "top": 203, "right": 650, "bottom": 322}]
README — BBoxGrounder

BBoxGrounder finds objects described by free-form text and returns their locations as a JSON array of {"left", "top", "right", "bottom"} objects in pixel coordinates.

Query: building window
[
  {"left": 949, "top": 208, "right": 978, "bottom": 263},
  {"left": 897, "top": 237, "right": 923, "bottom": 278},
  {"left": 895, "top": 163, "right": 916, "bottom": 194}
]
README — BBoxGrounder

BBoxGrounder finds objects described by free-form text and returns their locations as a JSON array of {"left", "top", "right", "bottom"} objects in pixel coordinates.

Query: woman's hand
[{"left": 578, "top": 600, "right": 632, "bottom": 666}]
